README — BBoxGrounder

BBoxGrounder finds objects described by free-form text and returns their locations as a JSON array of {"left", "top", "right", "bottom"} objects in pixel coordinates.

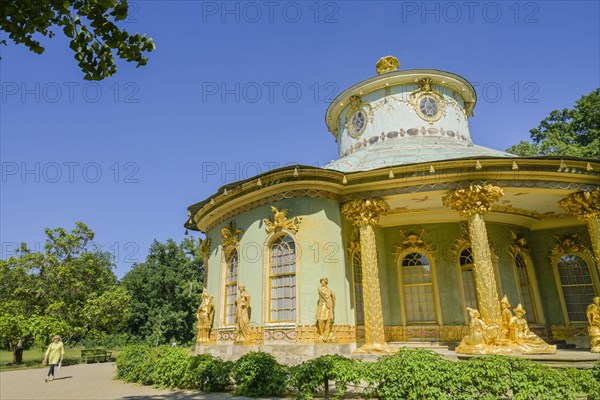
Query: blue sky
[{"left": 1, "top": 1, "right": 599, "bottom": 277}]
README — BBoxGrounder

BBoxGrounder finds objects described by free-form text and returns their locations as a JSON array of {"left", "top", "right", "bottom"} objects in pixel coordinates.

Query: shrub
[
  {"left": 455, "top": 355, "right": 512, "bottom": 399},
  {"left": 290, "top": 355, "right": 361, "bottom": 399},
  {"left": 151, "top": 346, "right": 192, "bottom": 388},
  {"left": 507, "top": 357, "right": 583, "bottom": 400},
  {"left": 181, "top": 353, "right": 233, "bottom": 392},
  {"left": 232, "top": 351, "right": 288, "bottom": 397},
  {"left": 116, "top": 345, "right": 152, "bottom": 383},
  {"left": 363, "top": 348, "right": 461, "bottom": 400}
]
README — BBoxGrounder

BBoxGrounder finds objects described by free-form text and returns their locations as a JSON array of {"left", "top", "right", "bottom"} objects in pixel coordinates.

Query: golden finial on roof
[{"left": 376, "top": 56, "right": 400, "bottom": 75}]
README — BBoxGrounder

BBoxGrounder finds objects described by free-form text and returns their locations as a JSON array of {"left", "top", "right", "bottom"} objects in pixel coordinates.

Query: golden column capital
[
  {"left": 558, "top": 189, "right": 600, "bottom": 221},
  {"left": 341, "top": 198, "right": 389, "bottom": 226},
  {"left": 442, "top": 184, "right": 504, "bottom": 218},
  {"left": 559, "top": 189, "right": 600, "bottom": 271}
]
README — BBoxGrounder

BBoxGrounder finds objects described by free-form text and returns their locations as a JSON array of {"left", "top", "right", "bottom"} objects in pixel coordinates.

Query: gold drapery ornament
[
  {"left": 199, "top": 237, "right": 211, "bottom": 287},
  {"left": 221, "top": 221, "right": 243, "bottom": 250},
  {"left": 442, "top": 184, "right": 504, "bottom": 217},
  {"left": 558, "top": 189, "right": 600, "bottom": 265},
  {"left": 199, "top": 238, "right": 211, "bottom": 260},
  {"left": 263, "top": 206, "right": 302, "bottom": 234},
  {"left": 342, "top": 198, "right": 391, "bottom": 354}
]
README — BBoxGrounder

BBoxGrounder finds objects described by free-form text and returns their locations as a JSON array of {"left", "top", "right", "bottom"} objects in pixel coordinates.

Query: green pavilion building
[{"left": 185, "top": 57, "right": 600, "bottom": 361}]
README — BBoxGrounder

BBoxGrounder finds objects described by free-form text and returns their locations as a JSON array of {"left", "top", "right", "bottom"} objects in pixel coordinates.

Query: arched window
[
  {"left": 352, "top": 250, "right": 364, "bottom": 325},
  {"left": 269, "top": 235, "right": 297, "bottom": 322},
  {"left": 224, "top": 249, "right": 238, "bottom": 326},
  {"left": 401, "top": 252, "right": 436, "bottom": 323},
  {"left": 557, "top": 254, "right": 596, "bottom": 322},
  {"left": 514, "top": 253, "right": 538, "bottom": 323},
  {"left": 460, "top": 248, "right": 479, "bottom": 310}
]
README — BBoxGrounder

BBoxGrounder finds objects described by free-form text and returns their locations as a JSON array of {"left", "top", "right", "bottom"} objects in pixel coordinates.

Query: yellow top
[{"left": 45, "top": 342, "right": 64, "bottom": 365}]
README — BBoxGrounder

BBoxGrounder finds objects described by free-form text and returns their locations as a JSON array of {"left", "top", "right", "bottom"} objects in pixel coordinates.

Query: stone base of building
[{"left": 195, "top": 343, "right": 357, "bottom": 364}]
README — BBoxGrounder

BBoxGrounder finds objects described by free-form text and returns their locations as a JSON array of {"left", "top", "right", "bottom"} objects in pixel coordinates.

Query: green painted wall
[
  {"left": 205, "top": 197, "right": 351, "bottom": 326},
  {"left": 529, "top": 225, "right": 597, "bottom": 325},
  {"left": 205, "top": 200, "right": 598, "bottom": 331}
]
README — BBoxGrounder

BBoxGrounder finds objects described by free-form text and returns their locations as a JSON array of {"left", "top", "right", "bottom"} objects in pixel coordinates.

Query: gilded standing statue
[
  {"left": 587, "top": 296, "right": 600, "bottom": 352},
  {"left": 196, "top": 288, "right": 214, "bottom": 344},
  {"left": 316, "top": 278, "right": 336, "bottom": 342},
  {"left": 235, "top": 283, "right": 251, "bottom": 343}
]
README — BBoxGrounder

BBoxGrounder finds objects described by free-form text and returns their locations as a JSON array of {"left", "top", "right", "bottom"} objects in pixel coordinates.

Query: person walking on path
[{"left": 42, "top": 335, "right": 64, "bottom": 382}]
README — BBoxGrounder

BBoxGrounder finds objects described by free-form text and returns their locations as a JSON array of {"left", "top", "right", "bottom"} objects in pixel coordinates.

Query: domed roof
[
  {"left": 325, "top": 135, "right": 513, "bottom": 172},
  {"left": 324, "top": 56, "right": 514, "bottom": 172}
]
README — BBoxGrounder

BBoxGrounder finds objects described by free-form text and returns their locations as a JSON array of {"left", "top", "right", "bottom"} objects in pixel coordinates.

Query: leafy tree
[
  {"left": 506, "top": 88, "right": 600, "bottom": 158},
  {"left": 120, "top": 238, "right": 204, "bottom": 345},
  {"left": 0, "top": 222, "right": 128, "bottom": 363},
  {"left": 1, "top": 0, "right": 155, "bottom": 80}
]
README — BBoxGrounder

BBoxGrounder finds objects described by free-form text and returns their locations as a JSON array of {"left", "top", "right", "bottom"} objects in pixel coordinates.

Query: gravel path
[{"left": 0, "top": 363, "right": 269, "bottom": 400}]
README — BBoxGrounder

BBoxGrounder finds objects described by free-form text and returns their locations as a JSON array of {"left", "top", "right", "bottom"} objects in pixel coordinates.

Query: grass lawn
[{"left": 0, "top": 347, "right": 122, "bottom": 371}]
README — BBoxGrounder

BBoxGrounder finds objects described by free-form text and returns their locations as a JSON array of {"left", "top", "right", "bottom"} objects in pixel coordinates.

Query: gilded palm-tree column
[
  {"left": 342, "top": 198, "right": 391, "bottom": 353},
  {"left": 558, "top": 189, "right": 600, "bottom": 273},
  {"left": 442, "top": 185, "right": 504, "bottom": 325}
]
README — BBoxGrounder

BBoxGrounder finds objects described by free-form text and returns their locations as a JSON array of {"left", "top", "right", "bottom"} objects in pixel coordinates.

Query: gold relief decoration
[
  {"left": 558, "top": 189, "right": 600, "bottom": 221},
  {"left": 395, "top": 229, "right": 436, "bottom": 256},
  {"left": 549, "top": 234, "right": 594, "bottom": 261},
  {"left": 375, "top": 55, "right": 399, "bottom": 75},
  {"left": 550, "top": 325, "right": 589, "bottom": 341},
  {"left": 199, "top": 238, "right": 211, "bottom": 260},
  {"left": 263, "top": 206, "right": 302, "bottom": 234},
  {"left": 347, "top": 226, "right": 360, "bottom": 255},
  {"left": 344, "top": 96, "right": 373, "bottom": 139},
  {"left": 449, "top": 223, "right": 471, "bottom": 259},
  {"left": 221, "top": 221, "right": 242, "bottom": 250},
  {"left": 509, "top": 231, "right": 529, "bottom": 256},
  {"left": 442, "top": 184, "right": 504, "bottom": 217},
  {"left": 408, "top": 78, "right": 446, "bottom": 125}
]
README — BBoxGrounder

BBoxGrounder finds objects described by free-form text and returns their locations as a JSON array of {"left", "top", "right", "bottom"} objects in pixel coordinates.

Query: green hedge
[{"left": 116, "top": 346, "right": 600, "bottom": 399}]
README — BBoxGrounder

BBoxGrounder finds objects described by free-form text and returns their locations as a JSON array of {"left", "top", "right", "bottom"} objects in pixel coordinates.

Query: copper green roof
[{"left": 325, "top": 135, "right": 514, "bottom": 172}]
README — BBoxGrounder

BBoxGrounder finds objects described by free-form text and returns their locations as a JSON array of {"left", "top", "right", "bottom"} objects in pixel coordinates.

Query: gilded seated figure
[
  {"left": 509, "top": 304, "right": 556, "bottom": 354},
  {"left": 587, "top": 296, "right": 600, "bottom": 353},
  {"left": 456, "top": 307, "right": 497, "bottom": 354},
  {"left": 235, "top": 283, "right": 251, "bottom": 343},
  {"left": 196, "top": 288, "right": 214, "bottom": 344},
  {"left": 316, "top": 278, "right": 336, "bottom": 342}
]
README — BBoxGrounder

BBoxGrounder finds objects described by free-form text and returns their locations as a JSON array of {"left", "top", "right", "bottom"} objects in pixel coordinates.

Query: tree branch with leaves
[{"left": 1, "top": 0, "right": 155, "bottom": 80}]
